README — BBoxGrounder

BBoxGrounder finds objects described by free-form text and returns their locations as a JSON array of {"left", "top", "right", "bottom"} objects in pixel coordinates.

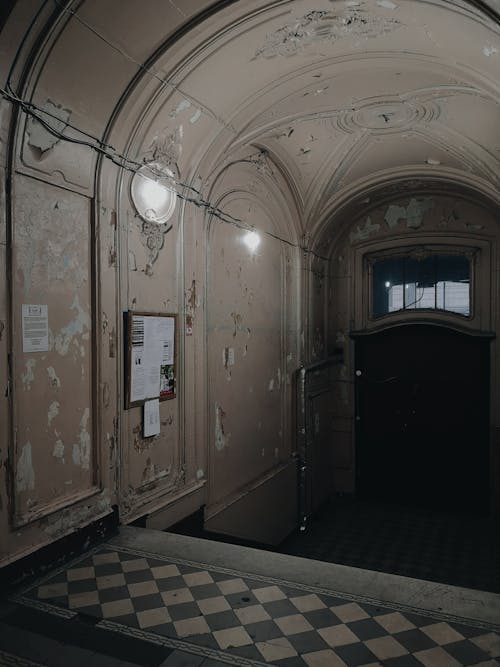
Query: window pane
[
  {"left": 372, "top": 257, "right": 404, "bottom": 318},
  {"left": 372, "top": 254, "right": 470, "bottom": 318}
]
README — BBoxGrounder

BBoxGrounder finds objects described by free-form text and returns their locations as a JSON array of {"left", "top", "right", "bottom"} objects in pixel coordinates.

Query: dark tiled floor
[
  {"left": 279, "top": 498, "right": 500, "bottom": 594},
  {"left": 169, "top": 498, "right": 500, "bottom": 594},
  {"left": 5, "top": 543, "right": 499, "bottom": 667}
]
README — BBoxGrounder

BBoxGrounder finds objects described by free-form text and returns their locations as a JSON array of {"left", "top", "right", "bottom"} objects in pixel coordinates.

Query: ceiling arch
[{"left": 4, "top": 0, "right": 500, "bottom": 242}]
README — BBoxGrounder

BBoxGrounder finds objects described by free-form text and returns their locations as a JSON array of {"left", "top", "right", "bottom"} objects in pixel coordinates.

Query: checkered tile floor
[{"left": 18, "top": 546, "right": 500, "bottom": 666}]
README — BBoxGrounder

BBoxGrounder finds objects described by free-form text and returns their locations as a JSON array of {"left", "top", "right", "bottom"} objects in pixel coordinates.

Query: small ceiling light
[
  {"left": 131, "top": 162, "right": 176, "bottom": 224},
  {"left": 243, "top": 230, "right": 260, "bottom": 252},
  {"left": 385, "top": 281, "right": 391, "bottom": 288}
]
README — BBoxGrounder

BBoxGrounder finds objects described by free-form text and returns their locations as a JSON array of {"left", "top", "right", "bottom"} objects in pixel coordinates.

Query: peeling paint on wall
[
  {"left": 26, "top": 100, "right": 71, "bottom": 155},
  {"left": 255, "top": 6, "right": 399, "bottom": 58},
  {"left": 385, "top": 198, "right": 433, "bottom": 229},
  {"left": 144, "top": 126, "right": 182, "bottom": 168},
  {"left": 40, "top": 492, "right": 111, "bottom": 539},
  {"left": 102, "top": 382, "right": 110, "bottom": 408},
  {"left": 190, "top": 109, "right": 202, "bottom": 124},
  {"left": 170, "top": 99, "right": 191, "bottom": 118},
  {"left": 22, "top": 359, "right": 36, "bottom": 390},
  {"left": 72, "top": 408, "right": 90, "bottom": 470},
  {"left": 109, "top": 328, "right": 116, "bottom": 358},
  {"left": 54, "top": 295, "right": 91, "bottom": 356},
  {"left": 349, "top": 217, "right": 380, "bottom": 242},
  {"left": 141, "top": 458, "right": 171, "bottom": 486},
  {"left": 16, "top": 442, "right": 35, "bottom": 491},
  {"left": 186, "top": 280, "right": 198, "bottom": 335},
  {"left": 47, "top": 401, "right": 60, "bottom": 426},
  {"left": 133, "top": 423, "right": 159, "bottom": 453},
  {"left": 52, "top": 440, "right": 65, "bottom": 461},
  {"left": 483, "top": 44, "right": 498, "bottom": 57},
  {"left": 215, "top": 403, "right": 227, "bottom": 450},
  {"left": 128, "top": 250, "right": 137, "bottom": 271}
]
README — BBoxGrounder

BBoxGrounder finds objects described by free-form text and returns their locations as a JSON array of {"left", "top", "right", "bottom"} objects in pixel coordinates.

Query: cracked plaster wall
[
  {"left": 205, "top": 166, "right": 299, "bottom": 514},
  {"left": 0, "top": 169, "right": 112, "bottom": 567}
]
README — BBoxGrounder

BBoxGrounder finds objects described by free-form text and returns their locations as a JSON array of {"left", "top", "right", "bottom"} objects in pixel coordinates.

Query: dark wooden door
[{"left": 355, "top": 325, "right": 490, "bottom": 513}]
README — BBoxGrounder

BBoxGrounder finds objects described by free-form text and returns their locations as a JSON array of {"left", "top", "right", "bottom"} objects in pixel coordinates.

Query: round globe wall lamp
[{"left": 130, "top": 161, "right": 177, "bottom": 226}]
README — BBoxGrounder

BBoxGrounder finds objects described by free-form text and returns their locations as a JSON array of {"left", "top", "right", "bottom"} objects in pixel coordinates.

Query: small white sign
[
  {"left": 22, "top": 304, "right": 49, "bottom": 353},
  {"left": 143, "top": 398, "right": 160, "bottom": 437}
]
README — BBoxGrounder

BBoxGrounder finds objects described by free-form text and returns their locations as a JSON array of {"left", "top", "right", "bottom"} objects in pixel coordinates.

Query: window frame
[{"left": 366, "top": 245, "right": 478, "bottom": 322}]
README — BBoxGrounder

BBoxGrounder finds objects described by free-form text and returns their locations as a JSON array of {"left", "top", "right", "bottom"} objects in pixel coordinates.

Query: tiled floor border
[
  {"left": 104, "top": 543, "right": 500, "bottom": 633},
  {"left": 6, "top": 596, "right": 269, "bottom": 667},
  {"left": 10, "top": 542, "right": 500, "bottom": 636},
  {"left": 0, "top": 650, "right": 45, "bottom": 667}
]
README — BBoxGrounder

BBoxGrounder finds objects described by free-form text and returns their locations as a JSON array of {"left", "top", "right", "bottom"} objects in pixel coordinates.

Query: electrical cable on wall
[
  {"left": 0, "top": 86, "right": 329, "bottom": 262},
  {"left": 0, "top": 0, "right": 329, "bottom": 263},
  {"left": 1, "top": 0, "right": 329, "bottom": 262}
]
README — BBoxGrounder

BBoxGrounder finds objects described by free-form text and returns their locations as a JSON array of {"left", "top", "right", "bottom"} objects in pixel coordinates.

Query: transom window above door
[{"left": 371, "top": 251, "right": 471, "bottom": 319}]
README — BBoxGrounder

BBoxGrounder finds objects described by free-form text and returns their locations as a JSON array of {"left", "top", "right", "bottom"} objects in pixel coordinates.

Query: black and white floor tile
[{"left": 11, "top": 544, "right": 500, "bottom": 667}]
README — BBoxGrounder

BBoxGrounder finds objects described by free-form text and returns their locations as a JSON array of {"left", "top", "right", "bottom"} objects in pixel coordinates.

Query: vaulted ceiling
[{"left": 3, "top": 0, "right": 500, "bottom": 234}]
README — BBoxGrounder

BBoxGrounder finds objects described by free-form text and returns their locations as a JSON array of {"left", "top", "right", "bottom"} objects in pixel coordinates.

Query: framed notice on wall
[{"left": 125, "top": 311, "right": 177, "bottom": 409}]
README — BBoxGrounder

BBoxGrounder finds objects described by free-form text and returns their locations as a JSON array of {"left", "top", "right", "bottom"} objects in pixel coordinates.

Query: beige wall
[{"left": 1, "top": 0, "right": 499, "bottom": 565}]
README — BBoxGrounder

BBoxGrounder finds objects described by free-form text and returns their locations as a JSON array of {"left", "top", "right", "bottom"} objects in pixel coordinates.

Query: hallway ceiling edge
[
  {"left": 306, "top": 168, "right": 500, "bottom": 257},
  {"left": 3, "top": 0, "right": 500, "bottom": 238}
]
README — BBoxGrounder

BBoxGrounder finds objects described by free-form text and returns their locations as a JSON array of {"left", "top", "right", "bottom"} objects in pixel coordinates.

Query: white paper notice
[
  {"left": 144, "top": 318, "right": 164, "bottom": 399},
  {"left": 129, "top": 314, "right": 176, "bottom": 404},
  {"left": 22, "top": 305, "right": 49, "bottom": 353},
  {"left": 161, "top": 318, "right": 175, "bottom": 365},
  {"left": 144, "top": 398, "right": 160, "bottom": 437},
  {"left": 130, "top": 316, "right": 146, "bottom": 403}
]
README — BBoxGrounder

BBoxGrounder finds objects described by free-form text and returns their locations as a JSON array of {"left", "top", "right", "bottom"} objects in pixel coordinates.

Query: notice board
[{"left": 125, "top": 311, "right": 176, "bottom": 408}]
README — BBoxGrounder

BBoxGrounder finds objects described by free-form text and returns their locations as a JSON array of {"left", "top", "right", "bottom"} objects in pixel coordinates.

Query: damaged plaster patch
[
  {"left": 26, "top": 99, "right": 71, "bottom": 155},
  {"left": 41, "top": 493, "right": 111, "bottom": 539},
  {"left": 52, "top": 440, "right": 65, "bottom": 461},
  {"left": 350, "top": 216, "right": 380, "bottom": 242},
  {"left": 255, "top": 6, "right": 399, "bottom": 58},
  {"left": 48, "top": 401, "right": 60, "bottom": 427},
  {"left": 385, "top": 198, "right": 433, "bottom": 229},
  {"left": 144, "top": 126, "right": 182, "bottom": 168},
  {"left": 215, "top": 403, "right": 227, "bottom": 450},
  {"left": 128, "top": 251, "right": 137, "bottom": 271},
  {"left": 22, "top": 359, "right": 36, "bottom": 390},
  {"left": 185, "top": 280, "right": 199, "bottom": 335},
  {"left": 47, "top": 366, "right": 61, "bottom": 389},
  {"left": 170, "top": 99, "right": 191, "bottom": 118},
  {"left": 231, "top": 312, "right": 243, "bottom": 338},
  {"left": 72, "top": 408, "right": 90, "bottom": 470},
  {"left": 16, "top": 442, "right": 35, "bottom": 491},
  {"left": 54, "top": 294, "right": 91, "bottom": 356},
  {"left": 190, "top": 109, "right": 202, "bottom": 124},
  {"left": 483, "top": 44, "right": 498, "bottom": 57}
]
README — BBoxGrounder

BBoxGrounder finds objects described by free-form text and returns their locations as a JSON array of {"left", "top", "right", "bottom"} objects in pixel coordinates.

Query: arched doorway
[{"left": 354, "top": 324, "right": 491, "bottom": 514}]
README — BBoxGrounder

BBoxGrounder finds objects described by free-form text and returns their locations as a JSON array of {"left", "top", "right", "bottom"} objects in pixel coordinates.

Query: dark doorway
[{"left": 355, "top": 324, "right": 490, "bottom": 514}]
